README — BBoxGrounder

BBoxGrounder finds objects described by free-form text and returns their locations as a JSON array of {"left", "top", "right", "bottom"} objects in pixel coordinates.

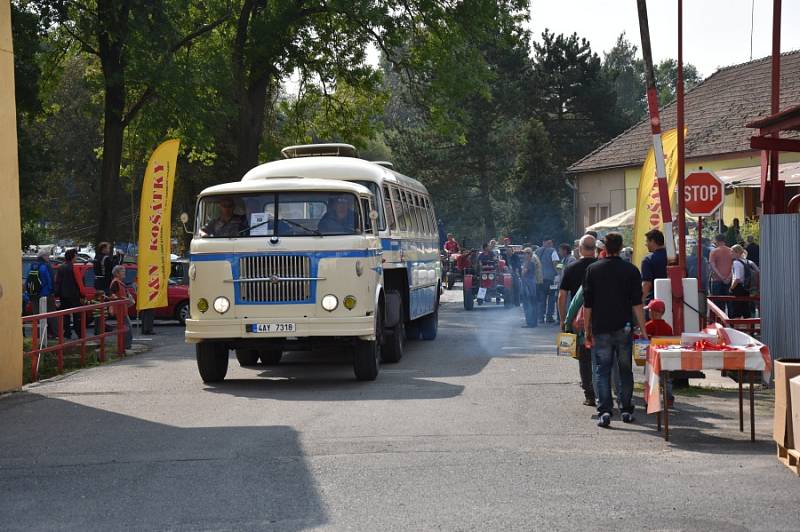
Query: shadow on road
[{"left": 0, "top": 393, "right": 327, "bottom": 531}]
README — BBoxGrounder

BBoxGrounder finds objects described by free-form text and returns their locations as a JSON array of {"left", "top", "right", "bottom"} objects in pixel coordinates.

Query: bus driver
[{"left": 200, "top": 197, "right": 249, "bottom": 237}]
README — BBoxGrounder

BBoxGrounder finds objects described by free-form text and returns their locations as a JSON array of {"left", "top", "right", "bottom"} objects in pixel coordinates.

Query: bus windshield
[{"left": 196, "top": 192, "right": 362, "bottom": 238}]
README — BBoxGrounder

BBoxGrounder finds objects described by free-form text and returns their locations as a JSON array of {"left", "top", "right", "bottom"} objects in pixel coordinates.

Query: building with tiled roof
[{"left": 568, "top": 51, "right": 800, "bottom": 233}]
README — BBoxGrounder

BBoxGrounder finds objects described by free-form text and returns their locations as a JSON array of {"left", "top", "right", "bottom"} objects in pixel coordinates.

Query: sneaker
[
  {"left": 597, "top": 412, "right": 611, "bottom": 428},
  {"left": 621, "top": 412, "right": 635, "bottom": 423},
  {"left": 583, "top": 397, "right": 596, "bottom": 407}
]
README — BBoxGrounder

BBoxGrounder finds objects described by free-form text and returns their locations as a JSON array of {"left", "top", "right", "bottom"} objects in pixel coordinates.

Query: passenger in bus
[
  {"left": 201, "top": 198, "right": 249, "bottom": 237},
  {"left": 318, "top": 196, "right": 355, "bottom": 234}
]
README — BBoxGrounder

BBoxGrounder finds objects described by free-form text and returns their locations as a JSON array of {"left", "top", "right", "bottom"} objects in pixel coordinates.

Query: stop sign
[{"left": 685, "top": 171, "right": 724, "bottom": 216}]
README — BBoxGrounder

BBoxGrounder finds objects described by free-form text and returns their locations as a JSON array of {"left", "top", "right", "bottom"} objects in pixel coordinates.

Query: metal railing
[
  {"left": 706, "top": 295, "right": 761, "bottom": 337},
  {"left": 22, "top": 300, "right": 129, "bottom": 382}
]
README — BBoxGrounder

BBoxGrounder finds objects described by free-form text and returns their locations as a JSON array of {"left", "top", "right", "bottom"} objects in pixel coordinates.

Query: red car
[{"left": 74, "top": 261, "right": 190, "bottom": 324}]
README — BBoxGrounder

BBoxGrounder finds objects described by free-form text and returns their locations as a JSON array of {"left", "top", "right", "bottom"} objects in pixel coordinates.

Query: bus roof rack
[
  {"left": 280, "top": 143, "right": 358, "bottom": 159},
  {"left": 371, "top": 161, "right": 394, "bottom": 169}
]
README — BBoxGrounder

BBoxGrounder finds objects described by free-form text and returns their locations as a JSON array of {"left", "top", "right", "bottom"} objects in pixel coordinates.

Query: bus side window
[
  {"left": 424, "top": 197, "right": 436, "bottom": 236},
  {"left": 391, "top": 186, "right": 406, "bottom": 232},
  {"left": 414, "top": 194, "right": 427, "bottom": 234},
  {"left": 405, "top": 191, "right": 419, "bottom": 234},
  {"left": 419, "top": 194, "right": 430, "bottom": 234},
  {"left": 383, "top": 185, "right": 397, "bottom": 231},
  {"left": 399, "top": 189, "right": 411, "bottom": 233}
]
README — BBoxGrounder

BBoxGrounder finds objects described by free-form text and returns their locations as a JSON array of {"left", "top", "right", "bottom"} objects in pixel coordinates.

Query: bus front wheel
[
  {"left": 197, "top": 342, "right": 229, "bottom": 383},
  {"left": 354, "top": 312, "right": 382, "bottom": 381}
]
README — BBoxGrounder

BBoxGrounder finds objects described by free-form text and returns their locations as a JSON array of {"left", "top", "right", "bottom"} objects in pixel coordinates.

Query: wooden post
[{"left": 0, "top": 0, "right": 24, "bottom": 392}]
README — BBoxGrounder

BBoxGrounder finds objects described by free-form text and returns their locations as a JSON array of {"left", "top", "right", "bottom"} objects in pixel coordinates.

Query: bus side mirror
[
  {"left": 180, "top": 212, "right": 193, "bottom": 234},
  {"left": 368, "top": 210, "right": 378, "bottom": 234}
]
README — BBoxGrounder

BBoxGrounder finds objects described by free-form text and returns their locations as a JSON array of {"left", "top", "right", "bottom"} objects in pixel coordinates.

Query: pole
[
  {"left": 636, "top": 0, "right": 675, "bottom": 262},
  {"left": 637, "top": 0, "right": 685, "bottom": 332},
  {"left": 677, "top": 0, "right": 686, "bottom": 273},
  {"left": 697, "top": 216, "right": 703, "bottom": 285},
  {"left": 769, "top": 0, "right": 782, "bottom": 213}
]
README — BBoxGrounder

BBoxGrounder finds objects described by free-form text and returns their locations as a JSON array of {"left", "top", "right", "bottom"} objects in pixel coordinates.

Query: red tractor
[{"left": 462, "top": 253, "right": 516, "bottom": 310}]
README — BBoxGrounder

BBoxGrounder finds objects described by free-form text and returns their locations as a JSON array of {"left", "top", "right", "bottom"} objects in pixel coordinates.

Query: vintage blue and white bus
[{"left": 186, "top": 143, "right": 441, "bottom": 382}]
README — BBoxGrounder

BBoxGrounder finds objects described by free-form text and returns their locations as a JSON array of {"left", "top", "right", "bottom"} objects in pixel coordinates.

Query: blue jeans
[
  {"left": 521, "top": 278, "right": 537, "bottom": 326},
  {"left": 592, "top": 328, "right": 634, "bottom": 416},
  {"left": 711, "top": 280, "right": 729, "bottom": 312},
  {"left": 538, "top": 282, "right": 556, "bottom": 321}
]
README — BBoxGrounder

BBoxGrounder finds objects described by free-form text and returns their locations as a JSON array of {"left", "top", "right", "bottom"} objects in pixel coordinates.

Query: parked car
[{"left": 74, "top": 262, "right": 190, "bottom": 324}]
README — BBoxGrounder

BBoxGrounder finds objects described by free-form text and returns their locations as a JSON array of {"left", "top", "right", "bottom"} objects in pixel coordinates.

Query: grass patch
[{"left": 22, "top": 336, "right": 127, "bottom": 385}]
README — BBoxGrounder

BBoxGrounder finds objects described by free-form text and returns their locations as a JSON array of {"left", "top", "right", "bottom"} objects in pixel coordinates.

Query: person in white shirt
[{"left": 729, "top": 244, "right": 750, "bottom": 318}]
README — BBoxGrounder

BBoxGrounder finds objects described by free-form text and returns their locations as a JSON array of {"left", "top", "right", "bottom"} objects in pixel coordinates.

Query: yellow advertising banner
[
  {"left": 137, "top": 139, "right": 180, "bottom": 311},
  {"left": 632, "top": 128, "right": 682, "bottom": 268}
]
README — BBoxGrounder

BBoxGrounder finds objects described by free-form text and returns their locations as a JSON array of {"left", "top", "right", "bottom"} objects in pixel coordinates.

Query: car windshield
[{"left": 196, "top": 192, "right": 362, "bottom": 238}]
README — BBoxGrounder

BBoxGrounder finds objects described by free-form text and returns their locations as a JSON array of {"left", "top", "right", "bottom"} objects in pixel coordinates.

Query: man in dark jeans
[
  {"left": 558, "top": 234, "right": 597, "bottom": 406},
  {"left": 535, "top": 238, "right": 559, "bottom": 323},
  {"left": 55, "top": 249, "right": 88, "bottom": 339},
  {"left": 583, "top": 233, "right": 648, "bottom": 428}
]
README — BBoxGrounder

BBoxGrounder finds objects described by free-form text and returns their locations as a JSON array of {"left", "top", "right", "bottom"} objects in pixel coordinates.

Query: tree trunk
[
  {"left": 477, "top": 151, "right": 496, "bottom": 241},
  {"left": 98, "top": 82, "right": 125, "bottom": 244},
  {"left": 235, "top": 72, "right": 272, "bottom": 177},
  {"left": 96, "top": 0, "right": 130, "bottom": 244}
]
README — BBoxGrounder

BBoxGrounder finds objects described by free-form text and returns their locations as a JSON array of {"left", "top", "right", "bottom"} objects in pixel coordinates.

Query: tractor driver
[
  {"left": 478, "top": 242, "right": 495, "bottom": 265},
  {"left": 444, "top": 233, "right": 460, "bottom": 254}
]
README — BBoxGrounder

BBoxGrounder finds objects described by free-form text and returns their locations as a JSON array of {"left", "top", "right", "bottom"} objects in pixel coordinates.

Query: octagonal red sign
[{"left": 685, "top": 171, "right": 724, "bottom": 216}]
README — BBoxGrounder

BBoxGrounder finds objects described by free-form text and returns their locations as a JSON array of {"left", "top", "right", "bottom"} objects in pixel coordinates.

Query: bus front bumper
[{"left": 184, "top": 316, "right": 376, "bottom": 343}]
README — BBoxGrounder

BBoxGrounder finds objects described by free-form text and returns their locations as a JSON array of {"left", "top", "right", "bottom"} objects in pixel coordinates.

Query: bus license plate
[{"left": 250, "top": 323, "right": 296, "bottom": 333}]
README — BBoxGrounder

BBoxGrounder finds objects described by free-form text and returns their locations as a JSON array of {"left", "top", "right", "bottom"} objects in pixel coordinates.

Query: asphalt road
[{"left": 1, "top": 289, "right": 798, "bottom": 531}]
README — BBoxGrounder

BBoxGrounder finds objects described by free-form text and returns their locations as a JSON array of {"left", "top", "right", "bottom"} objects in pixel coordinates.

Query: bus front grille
[{"left": 239, "top": 255, "right": 312, "bottom": 303}]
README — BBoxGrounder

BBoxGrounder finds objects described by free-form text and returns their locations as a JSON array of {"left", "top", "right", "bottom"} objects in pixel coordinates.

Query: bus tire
[
  {"left": 420, "top": 307, "right": 438, "bottom": 341},
  {"left": 382, "top": 311, "right": 405, "bottom": 363},
  {"left": 354, "top": 312, "right": 382, "bottom": 381},
  {"left": 405, "top": 320, "right": 421, "bottom": 340},
  {"left": 197, "top": 342, "right": 229, "bottom": 382},
  {"left": 260, "top": 349, "right": 283, "bottom": 365},
  {"left": 236, "top": 348, "right": 260, "bottom": 366}
]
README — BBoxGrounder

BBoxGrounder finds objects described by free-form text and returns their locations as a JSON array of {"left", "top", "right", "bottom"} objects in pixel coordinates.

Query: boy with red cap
[
  {"left": 644, "top": 298, "right": 675, "bottom": 407},
  {"left": 644, "top": 299, "right": 673, "bottom": 337}
]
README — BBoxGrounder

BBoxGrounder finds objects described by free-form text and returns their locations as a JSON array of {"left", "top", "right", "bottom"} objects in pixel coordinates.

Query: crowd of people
[
  {"left": 446, "top": 221, "right": 760, "bottom": 429},
  {"left": 26, "top": 243, "right": 134, "bottom": 349}
]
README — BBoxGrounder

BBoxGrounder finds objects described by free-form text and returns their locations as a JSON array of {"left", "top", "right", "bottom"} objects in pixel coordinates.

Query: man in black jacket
[
  {"left": 583, "top": 233, "right": 648, "bottom": 428},
  {"left": 56, "top": 249, "right": 87, "bottom": 339}
]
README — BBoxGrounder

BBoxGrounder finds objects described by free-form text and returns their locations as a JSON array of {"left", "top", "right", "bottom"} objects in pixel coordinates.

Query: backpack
[
  {"left": 736, "top": 258, "right": 759, "bottom": 292},
  {"left": 26, "top": 267, "right": 42, "bottom": 297}
]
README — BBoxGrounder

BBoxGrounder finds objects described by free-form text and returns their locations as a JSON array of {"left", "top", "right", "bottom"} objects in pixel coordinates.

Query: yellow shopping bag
[{"left": 557, "top": 332, "right": 578, "bottom": 358}]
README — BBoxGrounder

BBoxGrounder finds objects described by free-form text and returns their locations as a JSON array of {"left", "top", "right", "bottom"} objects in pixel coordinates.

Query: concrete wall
[
  {"left": 575, "top": 168, "right": 626, "bottom": 233},
  {"left": 0, "top": 0, "right": 23, "bottom": 392}
]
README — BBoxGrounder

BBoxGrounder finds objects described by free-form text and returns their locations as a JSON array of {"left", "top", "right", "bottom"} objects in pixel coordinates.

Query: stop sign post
[
  {"left": 684, "top": 170, "right": 724, "bottom": 293},
  {"left": 685, "top": 170, "right": 724, "bottom": 217}
]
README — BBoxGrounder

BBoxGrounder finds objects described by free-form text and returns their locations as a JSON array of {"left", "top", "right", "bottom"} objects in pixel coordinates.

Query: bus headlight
[
  {"left": 197, "top": 298, "right": 209, "bottom": 313},
  {"left": 213, "top": 296, "right": 230, "bottom": 314},
  {"left": 343, "top": 295, "right": 357, "bottom": 310},
  {"left": 321, "top": 294, "right": 338, "bottom": 312}
]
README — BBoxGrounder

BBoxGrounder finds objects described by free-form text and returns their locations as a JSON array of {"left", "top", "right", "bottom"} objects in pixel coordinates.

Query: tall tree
[
  {"left": 33, "top": 0, "right": 229, "bottom": 243},
  {"left": 385, "top": 1, "right": 531, "bottom": 243},
  {"left": 602, "top": 33, "right": 703, "bottom": 125}
]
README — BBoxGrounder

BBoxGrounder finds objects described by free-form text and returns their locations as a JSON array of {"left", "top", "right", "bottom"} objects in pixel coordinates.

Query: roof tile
[{"left": 568, "top": 51, "right": 800, "bottom": 173}]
